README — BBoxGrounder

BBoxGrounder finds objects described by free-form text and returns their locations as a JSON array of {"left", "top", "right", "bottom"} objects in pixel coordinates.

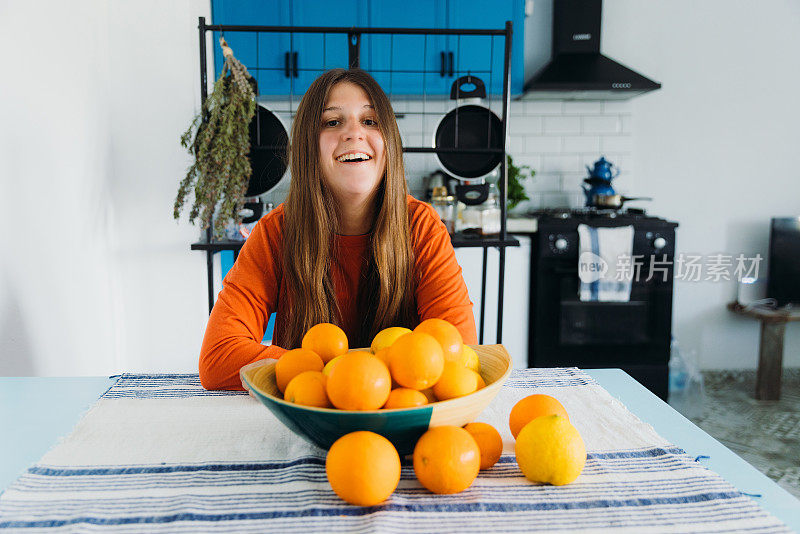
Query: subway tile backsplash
[{"left": 261, "top": 99, "right": 633, "bottom": 213}]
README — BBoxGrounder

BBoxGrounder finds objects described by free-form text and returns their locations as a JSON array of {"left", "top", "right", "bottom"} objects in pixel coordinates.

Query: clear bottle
[{"left": 668, "top": 339, "right": 705, "bottom": 419}]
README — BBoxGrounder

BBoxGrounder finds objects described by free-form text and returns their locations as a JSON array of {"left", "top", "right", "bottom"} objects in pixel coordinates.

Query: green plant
[
  {"left": 506, "top": 154, "right": 535, "bottom": 210},
  {"left": 174, "top": 38, "right": 256, "bottom": 238}
]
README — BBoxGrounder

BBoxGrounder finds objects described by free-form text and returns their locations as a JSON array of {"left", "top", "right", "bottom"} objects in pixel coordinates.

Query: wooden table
[{"left": 728, "top": 301, "right": 800, "bottom": 400}]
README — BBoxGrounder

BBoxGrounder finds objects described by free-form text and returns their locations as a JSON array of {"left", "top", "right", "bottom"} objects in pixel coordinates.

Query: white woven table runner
[{"left": 0, "top": 369, "right": 789, "bottom": 533}]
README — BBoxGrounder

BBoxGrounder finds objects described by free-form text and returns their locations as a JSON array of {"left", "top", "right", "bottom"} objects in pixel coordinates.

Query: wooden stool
[{"left": 727, "top": 301, "right": 800, "bottom": 400}]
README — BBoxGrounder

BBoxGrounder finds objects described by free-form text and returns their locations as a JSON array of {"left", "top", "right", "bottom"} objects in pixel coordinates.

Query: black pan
[
  {"left": 592, "top": 194, "right": 652, "bottom": 209},
  {"left": 218, "top": 75, "right": 287, "bottom": 197},
  {"left": 246, "top": 105, "right": 289, "bottom": 197},
  {"left": 434, "top": 76, "right": 503, "bottom": 180}
]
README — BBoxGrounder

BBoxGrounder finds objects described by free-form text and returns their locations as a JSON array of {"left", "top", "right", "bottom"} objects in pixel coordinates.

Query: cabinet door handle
[
  {"left": 440, "top": 52, "right": 446, "bottom": 77},
  {"left": 284, "top": 52, "right": 291, "bottom": 78},
  {"left": 292, "top": 52, "right": 298, "bottom": 78},
  {"left": 448, "top": 51, "right": 454, "bottom": 77}
]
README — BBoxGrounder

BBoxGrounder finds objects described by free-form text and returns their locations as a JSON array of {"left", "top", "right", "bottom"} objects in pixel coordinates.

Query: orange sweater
[{"left": 199, "top": 195, "right": 477, "bottom": 390}]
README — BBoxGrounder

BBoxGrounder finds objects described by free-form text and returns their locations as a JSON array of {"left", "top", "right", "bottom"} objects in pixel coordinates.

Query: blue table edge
[
  {"left": 1, "top": 370, "right": 797, "bottom": 530},
  {"left": 587, "top": 369, "right": 799, "bottom": 531}
]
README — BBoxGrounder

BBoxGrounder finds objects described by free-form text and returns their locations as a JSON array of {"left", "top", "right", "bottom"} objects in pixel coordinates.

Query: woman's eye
[
  {"left": 324, "top": 119, "right": 340, "bottom": 127},
  {"left": 363, "top": 118, "right": 377, "bottom": 126}
]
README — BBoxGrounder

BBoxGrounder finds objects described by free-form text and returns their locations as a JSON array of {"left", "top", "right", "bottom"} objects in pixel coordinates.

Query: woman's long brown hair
[{"left": 280, "top": 69, "right": 417, "bottom": 349}]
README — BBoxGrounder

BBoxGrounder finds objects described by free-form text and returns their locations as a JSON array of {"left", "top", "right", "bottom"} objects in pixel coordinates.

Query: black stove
[
  {"left": 532, "top": 206, "right": 653, "bottom": 220},
  {"left": 527, "top": 208, "right": 679, "bottom": 400}
]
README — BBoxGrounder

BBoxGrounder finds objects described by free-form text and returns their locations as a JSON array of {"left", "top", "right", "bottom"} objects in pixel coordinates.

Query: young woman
[{"left": 199, "top": 68, "right": 477, "bottom": 390}]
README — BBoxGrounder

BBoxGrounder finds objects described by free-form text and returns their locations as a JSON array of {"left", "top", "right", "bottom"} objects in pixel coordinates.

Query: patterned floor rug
[{"left": 671, "top": 368, "right": 800, "bottom": 499}]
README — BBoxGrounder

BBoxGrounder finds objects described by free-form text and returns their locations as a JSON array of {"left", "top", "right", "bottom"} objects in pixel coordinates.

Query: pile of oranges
[
  {"left": 273, "top": 318, "right": 483, "bottom": 411},
  {"left": 256, "top": 319, "right": 586, "bottom": 507},
  {"left": 323, "top": 391, "right": 586, "bottom": 507}
]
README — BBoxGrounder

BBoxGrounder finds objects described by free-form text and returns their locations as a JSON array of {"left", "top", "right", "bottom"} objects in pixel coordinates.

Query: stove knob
[
  {"left": 653, "top": 237, "right": 667, "bottom": 250},
  {"left": 554, "top": 238, "right": 568, "bottom": 251}
]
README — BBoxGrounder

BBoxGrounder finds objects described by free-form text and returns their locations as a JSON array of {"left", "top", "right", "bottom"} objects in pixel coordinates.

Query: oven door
[{"left": 530, "top": 260, "right": 671, "bottom": 368}]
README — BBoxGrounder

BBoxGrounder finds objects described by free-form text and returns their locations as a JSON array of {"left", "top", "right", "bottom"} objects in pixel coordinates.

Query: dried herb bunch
[{"left": 175, "top": 37, "right": 256, "bottom": 238}]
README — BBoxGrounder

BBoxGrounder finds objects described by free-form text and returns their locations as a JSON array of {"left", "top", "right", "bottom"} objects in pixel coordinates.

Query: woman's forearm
[{"left": 199, "top": 332, "right": 285, "bottom": 390}]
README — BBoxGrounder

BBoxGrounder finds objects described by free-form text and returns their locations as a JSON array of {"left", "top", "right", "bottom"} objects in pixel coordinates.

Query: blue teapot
[
  {"left": 585, "top": 156, "right": 620, "bottom": 181},
  {"left": 582, "top": 156, "right": 620, "bottom": 206}
]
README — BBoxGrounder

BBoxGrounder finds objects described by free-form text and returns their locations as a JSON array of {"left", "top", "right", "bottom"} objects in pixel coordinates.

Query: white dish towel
[{"left": 577, "top": 223, "right": 635, "bottom": 302}]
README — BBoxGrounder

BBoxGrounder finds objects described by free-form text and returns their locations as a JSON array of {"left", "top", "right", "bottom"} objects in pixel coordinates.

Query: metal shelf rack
[{"left": 192, "top": 17, "right": 517, "bottom": 344}]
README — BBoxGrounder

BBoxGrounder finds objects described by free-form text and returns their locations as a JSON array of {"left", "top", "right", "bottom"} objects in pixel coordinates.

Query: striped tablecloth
[{"left": 0, "top": 369, "right": 790, "bottom": 533}]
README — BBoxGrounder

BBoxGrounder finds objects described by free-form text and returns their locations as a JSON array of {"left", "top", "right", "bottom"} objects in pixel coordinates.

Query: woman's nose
[{"left": 342, "top": 119, "right": 365, "bottom": 140}]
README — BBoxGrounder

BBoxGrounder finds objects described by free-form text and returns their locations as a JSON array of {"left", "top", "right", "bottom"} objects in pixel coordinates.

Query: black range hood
[{"left": 521, "top": 0, "right": 661, "bottom": 100}]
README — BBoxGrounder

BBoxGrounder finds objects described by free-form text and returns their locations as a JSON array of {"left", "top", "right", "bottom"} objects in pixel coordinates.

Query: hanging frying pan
[
  {"left": 434, "top": 75, "right": 504, "bottom": 180},
  {"left": 216, "top": 74, "right": 289, "bottom": 200},
  {"left": 246, "top": 104, "right": 289, "bottom": 197}
]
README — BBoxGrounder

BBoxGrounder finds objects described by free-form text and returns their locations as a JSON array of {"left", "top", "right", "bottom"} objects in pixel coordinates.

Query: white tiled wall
[
  {"left": 260, "top": 98, "right": 634, "bottom": 212},
  {"left": 508, "top": 100, "right": 634, "bottom": 212}
]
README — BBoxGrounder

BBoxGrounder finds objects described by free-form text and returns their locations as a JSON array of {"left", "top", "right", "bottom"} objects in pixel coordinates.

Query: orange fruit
[
  {"left": 383, "top": 388, "right": 428, "bottom": 409},
  {"left": 372, "top": 349, "right": 402, "bottom": 388},
  {"left": 414, "top": 318, "right": 463, "bottom": 363},
  {"left": 509, "top": 394, "right": 569, "bottom": 439},
  {"left": 326, "top": 351, "right": 391, "bottom": 410},
  {"left": 284, "top": 371, "right": 331, "bottom": 408},
  {"left": 432, "top": 361, "right": 479, "bottom": 401},
  {"left": 420, "top": 388, "right": 437, "bottom": 404},
  {"left": 371, "top": 327, "right": 412, "bottom": 353},
  {"left": 326, "top": 431, "right": 401, "bottom": 506},
  {"left": 464, "top": 422, "right": 503, "bottom": 470},
  {"left": 275, "top": 348, "right": 324, "bottom": 393},
  {"left": 373, "top": 347, "right": 390, "bottom": 365},
  {"left": 387, "top": 332, "right": 444, "bottom": 390},
  {"left": 413, "top": 425, "right": 480, "bottom": 494},
  {"left": 515, "top": 415, "right": 586, "bottom": 486},
  {"left": 302, "top": 323, "right": 349, "bottom": 363}
]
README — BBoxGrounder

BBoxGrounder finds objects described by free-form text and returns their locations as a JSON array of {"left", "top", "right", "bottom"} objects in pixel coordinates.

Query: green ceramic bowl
[{"left": 240, "top": 344, "right": 512, "bottom": 456}]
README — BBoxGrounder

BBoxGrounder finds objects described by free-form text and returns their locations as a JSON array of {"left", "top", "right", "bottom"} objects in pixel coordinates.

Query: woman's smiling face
[{"left": 318, "top": 82, "right": 386, "bottom": 205}]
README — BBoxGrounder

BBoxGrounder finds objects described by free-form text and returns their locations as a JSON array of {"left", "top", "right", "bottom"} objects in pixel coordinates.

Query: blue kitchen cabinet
[
  {"left": 367, "top": 0, "right": 524, "bottom": 96},
  {"left": 210, "top": 0, "right": 523, "bottom": 96},
  {"left": 366, "top": 0, "right": 448, "bottom": 96},
  {"left": 291, "top": 0, "right": 368, "bottom": 94},
  {"left": 447, "top": 0, "right": 525, "bottom": 95},
  {"left": 211, "top": 0, "right": 294, "bottom": 95}
]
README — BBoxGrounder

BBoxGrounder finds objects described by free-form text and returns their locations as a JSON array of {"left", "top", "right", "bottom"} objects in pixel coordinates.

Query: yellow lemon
[
  {"left": 459, "top": 345, "right": 480, "bottom": 373},
  {"left": 515, "top": 414, "right": 586, "bottom": 486},
  {"left": 370, "top": 327, "right": 412, "bottom": 354},
  {"left": 322, "top": 354, "right": 344, "bottom": 377}
]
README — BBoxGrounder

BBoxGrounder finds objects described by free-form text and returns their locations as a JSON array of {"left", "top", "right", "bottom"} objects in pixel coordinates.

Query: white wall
[
  {"left": 1, "top": 0, "right": 798, "bottom": 376},
  {"left": 603, "top": 0, "right": 800, "bottom": 369},
  {"left": 0, "top": 0, "right": 211, "bottom": 376}
]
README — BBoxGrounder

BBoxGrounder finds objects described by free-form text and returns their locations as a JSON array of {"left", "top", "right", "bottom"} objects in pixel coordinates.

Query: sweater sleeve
[
  {"left": 198, "top": 211, "right": 288, "bottom": 390},
  {"left": 410, "top": 199, "right": 478, "bottom": 344}
]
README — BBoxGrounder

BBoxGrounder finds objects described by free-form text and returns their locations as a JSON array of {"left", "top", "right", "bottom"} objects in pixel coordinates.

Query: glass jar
[
  {"left": 460, "top": 204, "right": 483, "bottom": 233},
  {"left": 480, "top": 183, "right": 501, "bottom": 235},
  {"left": 431, "top": 186, "right": 456, "bottom": 233}
]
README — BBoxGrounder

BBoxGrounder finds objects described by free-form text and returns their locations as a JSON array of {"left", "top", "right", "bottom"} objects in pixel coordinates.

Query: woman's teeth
[{"left": 336, "top": 152, "right": 371, "bottom": 162}]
